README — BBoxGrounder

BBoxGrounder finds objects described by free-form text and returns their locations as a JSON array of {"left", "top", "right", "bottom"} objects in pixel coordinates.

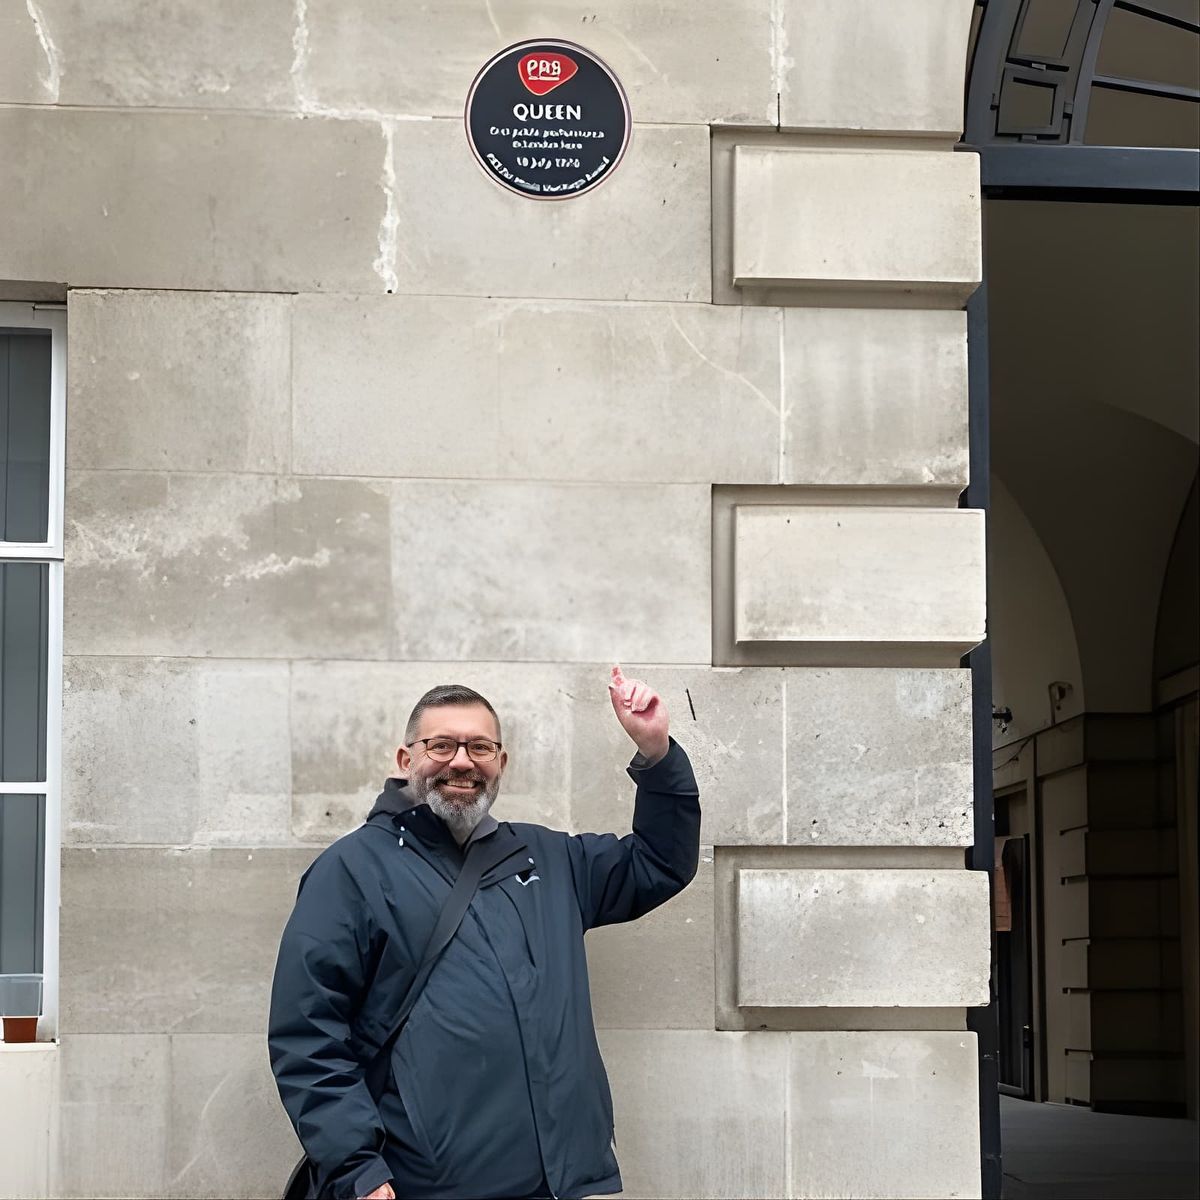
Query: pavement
[{"left": 1001, "top": 1095, "right": 1199, "bottom": 1199}]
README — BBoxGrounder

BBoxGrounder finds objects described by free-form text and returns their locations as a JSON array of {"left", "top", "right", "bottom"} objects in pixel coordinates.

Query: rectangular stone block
[
  {"left": 732, "top": 146, "right": 981, "bottom": 299},
  {"left": 390, "top": 481, "right": 710, "bottom": 663},
  {"left": 736, "top": 868, "right": 990, "bottom": 1006},
  {"left": 586, "top": 855, "right": 714, "bottom": 1029},
  {"left": 789, "top": 1031, "right": 981, "bottom": 1199},
  {"left": 715, "top": 845, "right": 973, "bottom": 1032},
  {"left": 289, "top": 660, "right": 577, "bottom": 842},
  {"left": 0, "top": 1044, "right": 55, "bottom": 1199},
  {"left": 0, "top": 1, "right": 297, "bottom": 110},
  {"left": 300, "top": 0, "right": 776, "bottom": 125},
  {"left": 167, "top": 1035, "right": 302, "bottom": 1200},
  {"left": 733, "top": 505, "right": 986, "bottom": 660},
  {"left": 64, "top": 472, "right": 391, "bottom": 659},
  {"left": 784, "top": 668, "right": 973, "bottom": 846},
  {"left": 0, "top": 4, "right": 55, "bottom": 105},
  {"left": 63, "top": 657, "right": 292, "bottom": 846},
  {"left": 386, "top": 121, "right": 711, "bottom": 302},
  {"left": 60, "top": 847, "right": 318, "bottom": 1034},
  {"left": 292, "top": 295, "right": 780, "bottom": 484},
  {"left": 0, "top": 107, "right": 385, "bottom": 292},
  {"left": 597, "top": 1029, "right": 788, "bottom": 1199},
  {"left": 782, "top": 308, "right": 968, "bottom": 488},
  {"left": 67, "top": 290, "right": 291, "bottom": 474},
  {"left": 568, "top": 666, "right": 785, "bottom": 845},
  {"left": 56, "top": 1035, "right": 170, "bottom": 1199},
  {"left": 779, "top": 0, "right": 976, "bottom": 136}
]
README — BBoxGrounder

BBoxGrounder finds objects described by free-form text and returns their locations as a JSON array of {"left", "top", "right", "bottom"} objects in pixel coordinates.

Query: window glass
[
  {"left": 1086, "top": 85, "right": 1200, "bottom": 148},
  {"left": 0, "top": 794, "right": 45, "bottom": 974},
  {"left": 0, "top": 330, "right": 52, "bottom": 543},
  {"left": 1015, "top": 0, "right": 1078, "bottom": 60},
  {"left": 1096, "top": 5, "right": 1200, "bottom": 91},
  {"left": 0, "top": 562, "right": 49, "bottom": 783}
]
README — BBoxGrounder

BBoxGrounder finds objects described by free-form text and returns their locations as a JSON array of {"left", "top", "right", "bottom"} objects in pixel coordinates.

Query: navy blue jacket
[{"left": 268, "top": 737, "right": 700, "bottom": 1199}]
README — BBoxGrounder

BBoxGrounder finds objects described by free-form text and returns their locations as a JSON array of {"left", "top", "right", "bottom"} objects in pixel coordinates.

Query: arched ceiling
[
  {"left": 987, "top": 197, "right": 1200, "bottom": 711},
  {"left": 988, "top": 199, "right": 1199, "bottom": 445}
]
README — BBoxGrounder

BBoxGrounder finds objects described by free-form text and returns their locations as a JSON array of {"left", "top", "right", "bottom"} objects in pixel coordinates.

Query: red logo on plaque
[{"left": 518, "top": 52, "right": 578, "bottom": 95}]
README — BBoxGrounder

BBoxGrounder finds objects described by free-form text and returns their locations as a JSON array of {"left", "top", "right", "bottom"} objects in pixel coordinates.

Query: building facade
[{"left": 5, "top": 2, "right": 1005, "bottom": 1197}]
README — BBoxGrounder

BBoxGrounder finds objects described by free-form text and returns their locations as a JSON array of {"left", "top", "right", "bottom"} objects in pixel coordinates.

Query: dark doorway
[{"left": 995, "top": 793, "right": 1036, "bottom": 1099}]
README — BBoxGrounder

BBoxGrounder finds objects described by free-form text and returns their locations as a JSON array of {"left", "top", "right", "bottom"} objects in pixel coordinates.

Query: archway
[{"left": 962, "top": 2, "right": 1198, "bottom": 1195}]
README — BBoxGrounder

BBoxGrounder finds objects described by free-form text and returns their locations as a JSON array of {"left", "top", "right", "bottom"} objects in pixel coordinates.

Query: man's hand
[
  {"left": 608, "top": 665, "right": 670, "bottom": 764},
  {"left": 362, "top": 1184, "right": 395, "bottom": 1200}
]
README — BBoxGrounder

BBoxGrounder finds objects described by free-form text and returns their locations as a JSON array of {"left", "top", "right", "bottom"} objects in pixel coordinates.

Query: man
[{"left": 268, "top": 666, "right": 701, "bottom": 1199}]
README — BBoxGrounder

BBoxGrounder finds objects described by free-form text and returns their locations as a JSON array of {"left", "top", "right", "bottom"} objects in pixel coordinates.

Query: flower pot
[
  {"left": 1, "top": 1015, "right": 37, "bottom": 1043},
  {"left": 0, "top": 974, "right": 43, "bottom": 1042}
]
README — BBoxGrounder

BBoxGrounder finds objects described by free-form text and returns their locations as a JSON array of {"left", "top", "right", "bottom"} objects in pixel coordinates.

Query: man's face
[{"left": 396, "top": 703, "right": 507, "bottom": 823}]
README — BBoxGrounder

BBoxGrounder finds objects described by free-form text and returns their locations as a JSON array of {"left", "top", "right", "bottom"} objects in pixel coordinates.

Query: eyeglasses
[{"left": 408, "top": 737, "right": 503, "bottom": 763}]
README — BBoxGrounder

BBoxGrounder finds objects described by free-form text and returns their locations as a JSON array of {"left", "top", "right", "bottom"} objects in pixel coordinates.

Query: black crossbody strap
[{"left": 362, "top": 833, "right": 528, "bottom": 1098}]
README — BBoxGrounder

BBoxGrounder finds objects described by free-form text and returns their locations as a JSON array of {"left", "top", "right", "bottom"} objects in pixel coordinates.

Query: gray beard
[{"left": 408, "top": 771, "right": 500, "bottom": 844}]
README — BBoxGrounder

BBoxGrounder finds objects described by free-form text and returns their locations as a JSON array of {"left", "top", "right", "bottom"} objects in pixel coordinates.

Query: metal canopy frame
[
  {"left": 960, "top": 3, "right": 1197, "bottom": 1197},
  {"left": 963, "top": 0, "right": 1200, "bottom": 196}
]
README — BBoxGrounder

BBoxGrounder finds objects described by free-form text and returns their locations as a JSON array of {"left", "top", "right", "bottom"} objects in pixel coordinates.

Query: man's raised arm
[{"left": 566, "top": 666, "right": 701, "bottom": 930}]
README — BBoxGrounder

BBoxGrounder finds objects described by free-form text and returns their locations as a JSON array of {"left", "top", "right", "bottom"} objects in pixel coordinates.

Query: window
[{"left": 0, "top": 301, "right": 65, "bottom": 1039}]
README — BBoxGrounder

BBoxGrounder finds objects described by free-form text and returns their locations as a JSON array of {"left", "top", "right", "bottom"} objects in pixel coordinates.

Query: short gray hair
[{"left": 404, "top": 684, "right": 502, "bottom": 744}]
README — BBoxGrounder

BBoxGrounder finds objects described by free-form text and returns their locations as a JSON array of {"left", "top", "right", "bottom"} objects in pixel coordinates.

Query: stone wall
[{"left": 0, "top": 2, "right": 985, "bottom": 1196}]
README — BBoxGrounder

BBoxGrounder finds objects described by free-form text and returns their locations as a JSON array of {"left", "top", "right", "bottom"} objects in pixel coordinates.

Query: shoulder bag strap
[{"left": 362, "top": 833, "right": 527, "bottom": 1099}]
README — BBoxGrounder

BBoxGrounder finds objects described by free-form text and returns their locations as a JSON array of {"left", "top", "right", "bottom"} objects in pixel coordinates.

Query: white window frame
[{"left": 0, "top": 300, "right": 65, "bottom": 1042}]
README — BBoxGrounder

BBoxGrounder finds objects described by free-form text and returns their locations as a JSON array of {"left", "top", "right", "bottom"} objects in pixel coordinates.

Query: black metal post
[{"left": 964, "top": 278, "right": 1003, "bottom": 1200}]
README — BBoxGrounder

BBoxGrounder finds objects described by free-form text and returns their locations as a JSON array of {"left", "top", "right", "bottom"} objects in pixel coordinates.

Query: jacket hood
[{"left": 366, "top": 776, "right": 416, "bottom": 822}]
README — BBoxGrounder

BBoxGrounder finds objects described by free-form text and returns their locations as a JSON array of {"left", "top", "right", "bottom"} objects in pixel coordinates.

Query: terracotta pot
[{"left": 2, "top": 1016, "right": 38, "bottom": 1043}]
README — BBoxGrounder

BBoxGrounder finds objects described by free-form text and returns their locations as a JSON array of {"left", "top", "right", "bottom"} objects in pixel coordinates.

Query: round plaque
[{"left": 464, "top": 40, "right": 631, "bottom": 200}]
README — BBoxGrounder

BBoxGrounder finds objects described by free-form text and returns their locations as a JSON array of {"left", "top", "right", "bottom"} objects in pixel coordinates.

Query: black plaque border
[{"left": 463, "top": 38, "right": 633, "bottom": 202}]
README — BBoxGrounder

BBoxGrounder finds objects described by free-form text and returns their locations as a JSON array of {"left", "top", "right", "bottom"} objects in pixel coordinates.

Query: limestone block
[
  {"left": 63, "top": 472, "right": 391, "bottom": 659},
  {"left": 289, "top": 660, "right": 577, "bottom": 841},
  {"left": 715, "top": 844, "right": 977, "bottom": 1032},
  {"left": 56, "top": 1035, "right": 170, "bottom": 1198},
  {"left": 0, "top": 4, "right": 51, "bottom": 104},
  {"left": 782, "top": 308, "right": 969, "bottom": 487},
  {"left": 733, "top": 505, "right": 986, "bottom": 657},
  {"left": 568, "top": 666, "right": 785, "bottom": 845},
  {"left": 292, "top": 295, "right": 780, "bottom": 484},
  {"left": 779, "top": 0, "right": 976, "bottom": 135},
  {"left": 59, "top": 847, "right": 318, "bottom": 1034},
  {"left": 597, "top": 1029, "right": 788, "bottom": 1198},
  {"left": 586, "top": 854, "right": 714, "bottom": 1028},
  {"left": 736, "top": 868, "right": 990, "bottom": 1006},
  {"left": 732, "top": 146, "right": 981, "bottom": 299},
  {"left": 0, "top": 107, "right": 385, "bottom": 292},
  {"left": 62, "top": 657, "right": 291, "bottom": 846},
  {"left": 300, "top": 0, "right": 776, "bottom": 125},
  {"left": 0, "top": 0, "right": 297, "bottom": 110},
  {"left": 789, "top": 1031, "right": 981, "bottom": 1199},
  {"left": 387, "top": 121, "right": 711, "bottom": 302},
  {"left": 0, "top": 1044, "right": 55, "bottom": 1199},
  {"left": 784, "top": 668, "right": 973, "bottom": 846},
  {"left": 389, "top": 481, "right": 710, "bottom": 663},
  {"left": 167, "top": 1035, "right": 301, "bottom": 1200},
  {"left": 67, "top": 291, "right": 291, "bottom": 474}
]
